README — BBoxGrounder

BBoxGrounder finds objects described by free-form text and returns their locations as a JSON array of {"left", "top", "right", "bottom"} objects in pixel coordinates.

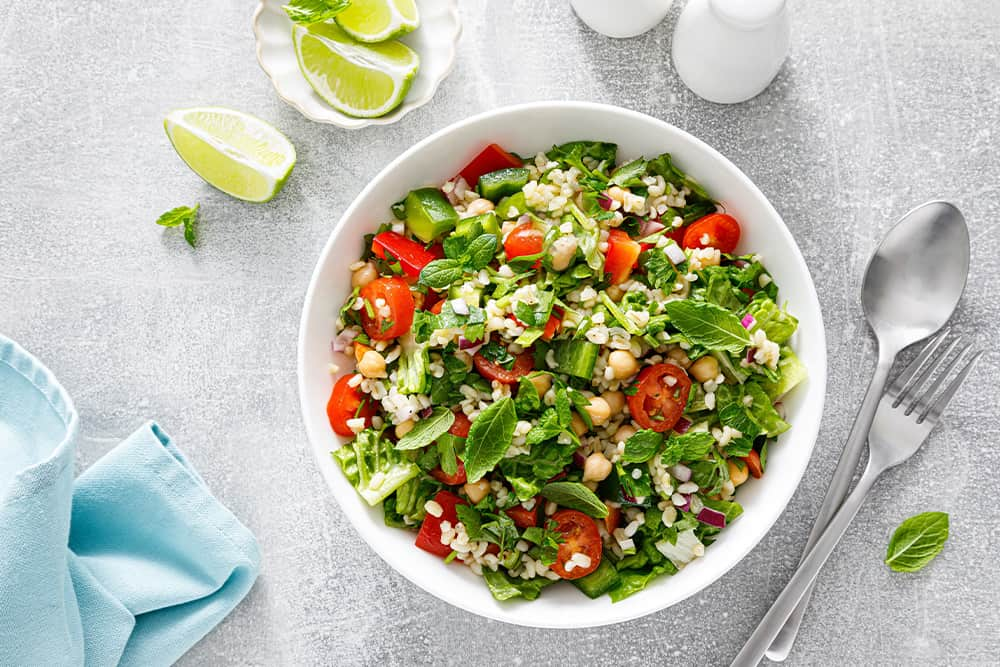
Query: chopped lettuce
[
  {"left": 746, "top": 297, "right": 799, "bottom": 344},
  {"left": 482, "top": 569, "right": 556, "bottom": 601},
  {"left": 761, "top": 347, "right": 808, "bottom": 399},
  {"left": 396, "top": 331, "right": 430, "bottom": 394},
  {"left": 332, "top": 429, "right": 421, "bottom": 506},
  {"left": 716, "top": 382, "right": 790, "bottom": 438}
]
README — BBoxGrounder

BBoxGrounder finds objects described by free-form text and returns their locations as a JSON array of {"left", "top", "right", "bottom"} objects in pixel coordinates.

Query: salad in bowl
[{"left": 323, "top": 140, "right": 806, "bottom": 603}]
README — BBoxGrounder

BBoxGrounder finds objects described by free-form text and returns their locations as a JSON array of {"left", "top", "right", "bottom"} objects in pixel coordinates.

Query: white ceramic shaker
[
  {"left": 570, "top": 0, "right": 674, "bottom": 39},
  {"left": 671, "top": 0, "right": 790, "bottom": 103}
]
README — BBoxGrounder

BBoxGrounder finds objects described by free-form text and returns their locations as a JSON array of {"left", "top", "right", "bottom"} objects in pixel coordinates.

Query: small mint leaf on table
[
  {"left": 885, "top": 511, "right": 949, "bottom": 573},
  {"left": 156, "top": 204, "right": 200, "bottom": 248}
]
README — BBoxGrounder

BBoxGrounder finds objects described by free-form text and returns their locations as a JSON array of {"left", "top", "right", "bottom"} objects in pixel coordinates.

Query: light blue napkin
[{"left": 0, "top": 334, "right": 261, "bottom": 666}]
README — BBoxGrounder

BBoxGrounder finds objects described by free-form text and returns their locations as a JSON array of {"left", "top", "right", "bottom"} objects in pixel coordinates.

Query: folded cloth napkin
[{"left": 0, "top": 335, "right": 261, "bottom": 667}]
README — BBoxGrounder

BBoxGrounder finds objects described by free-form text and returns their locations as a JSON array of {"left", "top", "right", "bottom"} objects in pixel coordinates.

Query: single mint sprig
[
  {"left": 156, "top": 203, "right": 199, "bottom": 248},
  {"left": 283, "top": 0, "right": 351, "bottom": 25}
]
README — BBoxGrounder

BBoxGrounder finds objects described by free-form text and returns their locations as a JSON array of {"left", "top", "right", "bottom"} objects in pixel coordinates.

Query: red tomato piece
[
  {"left": 682, "top": 213, "right": 741, "bottom": 254},
  {"left": 504, "top": 222, "right": 544, "bottom": 262},
  {"left": 326, "top": 374, "right": 376, "bottom": 437},
  {"left": 449, "top": 411, "right": 472, "bottom": 438},
  {"left": 604, "top": 229, "right": 642, "bottom": 284},
  {"left": 504, "top": 501, "right": 539, "bottom": 529},
  {"left": 371, "top": 232, "right": 436, "bottom": 279},
  {"left": 549, "top": 509, "right": 602, "bottom": 580},
  {"left": 603, "top": 501, "right": 621, "bottom": 535},
  {"left": 541, "top": 314, "right": 561, "bottom": 341},
  {"left": 626, "top": 363, "right": 693, "bottom": 433},
  {"left": 415, "top": 490, "right": 466, "bottom": 557},
  {"left": 743, "top": 450, "right": 763, "bottom": 479},
  {"left": 360, "top": 277, "right": 415, "bottom": 341},
  {"left": 430, "top": 299, "right": 445, "bottom": 315},
  {"left": 458, "top": 143, "right": 523, "bottom": 185},
  {"left": 473, "top": 350, "right": 535, "bottom": 385},
  {"left": 429, "top": 460, "right": 467, "bottom": 486}
]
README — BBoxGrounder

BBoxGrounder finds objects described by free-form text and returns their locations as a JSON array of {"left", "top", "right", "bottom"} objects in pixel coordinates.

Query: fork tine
[
  {"left": 895, "top": 334, "right": 961, "bottom": 409},
  {"left": 889, "top": 328, "right": 951, "bottom": 402},
  {"left": 918, "top": 349, "right": 983, "bottom": 424},
  {"left": 903, "top": 341, "right": 970, "bottom": 414}
]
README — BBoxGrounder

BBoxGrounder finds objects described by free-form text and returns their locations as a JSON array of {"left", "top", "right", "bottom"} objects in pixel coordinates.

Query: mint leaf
[
  {"left": 664, "top": 300, "right": 750, "bottom": 353},
  {"left": 885, "top": 512, "right": 949, "bottom": 573},
  {"left": 283, "top": 0, "right": 350, "bottom": 24},
  {"left": 513, "top": 290, "right": 555, "bottom": 328},
  {"left": 540, "top": 481, "right": 609, "bottom": 518},
  {"left": 156, "top": 204, "right": 199, "bottom": 248},
  {"left": 609, "top": 157, "right": 647, "bottom": 187},
  {"left": 659, "top": 432, "right": 716, "bottom": 466},
  {"left": 461, "top": 233, "right": 498, "bottom": 271},
  {"left": 621, "top": 429, "right": 663, "bottom": 463},
  {"left": 419, "top": 259, "right": 464, "bottom": 290},
  {"left": 436, "top": 433, "right": 461, "bottom": 475},
  {"left": 455, "top": 504, "right": 482, "bottom": 538},
  {"left": 463, "top": 398, "right": 517, "bottom": 482},
  {"left": 395, "top": 407, "right": 455, "bottom": 451}
]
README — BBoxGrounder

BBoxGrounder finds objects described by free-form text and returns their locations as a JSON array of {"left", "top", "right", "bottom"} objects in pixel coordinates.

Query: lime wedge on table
[
  {"left": 335, "top": 0, "right": 420, "bottom": 43},
  {"left": 294, "top": 22, "right": 419, "bottom": 119},
  {"left": 164, "top": 107, "right": 296, "bottom": 203}
]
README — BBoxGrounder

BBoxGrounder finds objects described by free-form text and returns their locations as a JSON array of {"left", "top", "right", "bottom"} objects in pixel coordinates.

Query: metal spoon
[{"left": 764, "top": 200, "right": 970, "bottom": 662}]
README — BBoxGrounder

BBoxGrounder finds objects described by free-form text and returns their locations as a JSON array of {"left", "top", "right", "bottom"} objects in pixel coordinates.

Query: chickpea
[
  {"left": 353, "top": 342, "right": 372, "bottom": 363},
  {"left": 608, "top": 350, "right": 640, "bottom": 379},
  {"left": 582, "top": 452, "right": 613, "bottom": 482},
  {"left": 463, "top": 479, "right": 491, "bottom": 504},
  {"left": 602, "top": 390, "right": 625, "bottom": 416},
  {"left": 727, "top": 459, "right": 749, "bottom": 487},
  {"left": 570, "top": 412, "right": 588, "bottom": 436},
  {"left": 465, "top": 198, "right": 495, "bottom": 217},
  {"left": 689, "top": 355, "right": 720, "bottom": 383},
  {"left": 584, "top": 396, "right": 611, "bottom": 426},
  {"left": 358, "top": 350, "right": 387, "bottom": 378},
  {"left": 605, "top": 284, "right": 625, "bottom": 302},
  {"left": 614, "top": 424, "right": 637, "bottom": 444},
  {"left": 395, "top": 419, "right": 415, "bottom": 439},
  {"left": 528, "top": 373, "right": 552, "bottom": 396},
  {"left": 667, "top": 347, "right": 692, "bottom": 368},
  {"left": 351, "top": 262, "right": 378, "bottom": 288},
  {"left": 549, "top": 235, "right": 579, "bottom": 272}
]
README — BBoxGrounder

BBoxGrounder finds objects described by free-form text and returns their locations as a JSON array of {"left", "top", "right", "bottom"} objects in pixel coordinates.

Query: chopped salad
[{"left": 326, "top": 141, "right": 806, "bottom": 602}]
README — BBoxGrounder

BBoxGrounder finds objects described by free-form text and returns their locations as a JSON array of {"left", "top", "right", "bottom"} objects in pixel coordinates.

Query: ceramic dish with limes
[{"left": 253, "top": 0, "right": 461, "bottom": 128}]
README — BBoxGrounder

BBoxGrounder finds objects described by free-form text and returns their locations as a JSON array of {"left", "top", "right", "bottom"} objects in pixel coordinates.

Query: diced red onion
[
  {"left": 517, "top": 214, "right": 532, "bottom": 226},
  {"left": 419, "top": 406, "right": 434, "bottom": 419},
  {"left": 696, "top": 506, "right": 727, "bottom": 528},
  {"left": 331, "top": 328, "right": 359, "bottom": 353},
  {"left": 679, "top": 494, "right": 691, "bottom": 512},
  {"left": 665, "top": 243, "right": 687, "bottom": 265},
  {"left": 458, "top": 336, "right": 483, "bottom": 356},
  {"left": 640, "top": 219, "right": 666, "bottom": 236},
  {"left": 598, "top": 193, "right": 613, "bottom": 211},
  {"left": 734, "top": 259, "right": 749, "bottom": 268},
  {"left": 746, "top": 347, "right": 756, "bottom": 364},
  {"left": 547, "top": 470, "right": 568, "bottom": 483},
  {"left": 674, "top": 417, "right": 692, "bottom": 434},
  {"left": 669, "top": 464, "right": 692, "bottom": 483},
  {"left": 741, "top": 314, "right": 756, "bottom": 329},
  {"left": 573, "top": 451, "right": 587, "bottom": 467},
  {"left": 450, "top": 298, "right": 469, "bottom": 315}
]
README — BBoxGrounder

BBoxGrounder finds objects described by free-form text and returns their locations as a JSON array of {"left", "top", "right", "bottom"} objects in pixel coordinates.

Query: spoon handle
[
  {"left": 763, "top": 350, "right": 895, "bottom": 661},
  {"left": 731, "top": 459, "right": 883, "bottom": 667}
]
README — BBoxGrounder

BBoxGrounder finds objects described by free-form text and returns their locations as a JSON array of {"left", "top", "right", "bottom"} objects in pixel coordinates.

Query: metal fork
[{"left": 731, "top": 332, "right": 982, "bottom": 667}]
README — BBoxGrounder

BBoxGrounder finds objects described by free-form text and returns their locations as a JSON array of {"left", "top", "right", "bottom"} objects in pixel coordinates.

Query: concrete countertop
[{"left": 2, "top": 0, "right": 998, "bottom": 664}]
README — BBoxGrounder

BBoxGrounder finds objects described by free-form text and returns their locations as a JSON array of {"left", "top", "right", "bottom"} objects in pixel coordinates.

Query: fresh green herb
[
  {"left": 717, "top": 382, "right": 789, "bottom": 438},
  {"left": 609, "top": 157, "right": 647, "bottom": 187},
  {"left": 621, "top": 429, "right": 664, "bottom": 463},
  {"left": 639, "top": 248, "right": 678, "bottom": 292},
  {"left": 514, "top": 376, "right": 541, "bottom": 414},
  {"left": 513, "top": 290, "right": 556, "bottom": 328},
  {"left": 455, "top": 504, "right": 482, "bottom": 537},
  {"left": 481, "top": 569, "right": 554, "bottom": 601},
  {"left": 479, "top": 340, "right": 515, "bottom": 369},
  {"left": 659, "top": 432, "right": 716, "bottom": 466},
  {"left": 156, "top": 203, "right": 200, "bottom": 248},
  {"left": 522, "top": 518, "right": 563, "bottom": 566},
  {"left": 479, "top": 511, "right": 519, "bottom": 551},
  {"left": 418, "top": 259, "right": 465, "bottom": 290},
  {"left": 525, "top": 409, "right": 563, "bottom": 445},
  {"left": 282, "top": 0, "right": 351, "bottom": 24},
  {"left": 463, "top": 398, "right": 517, "bottom": 482},
  {"left": 884, "top": 512, "right": 949, "bottom": 573},
  {"left": 663, "top": 300, "right": 751, "bottom": 353},
  {"left": 540, "top": 482, "right": 609, "bottom": 518},
  {"left": 436, "top": 433, "right": 461, "bottom": 476},
  {"left": 461, "top": 233, "right": 499, "bottom": 271},
  {"left": 395, "top": 407, "right": 455, "bottom": 450}
]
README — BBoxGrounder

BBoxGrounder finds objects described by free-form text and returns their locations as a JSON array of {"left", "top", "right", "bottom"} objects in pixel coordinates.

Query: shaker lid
[{"left": 710, "top": 0, "right": 786, "bottom": 30}]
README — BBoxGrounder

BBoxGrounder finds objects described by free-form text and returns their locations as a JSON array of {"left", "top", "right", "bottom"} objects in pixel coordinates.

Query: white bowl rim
[
  {"left": 297, "top": 100, "right": 827, "bottom": 627},
  {"left": 251, "top": 0, "right": 462, "bottom": 129}
]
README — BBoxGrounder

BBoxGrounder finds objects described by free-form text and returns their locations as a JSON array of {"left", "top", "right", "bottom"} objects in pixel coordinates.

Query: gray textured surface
[{"left": 2, "top": 0, "right": 999, "bottom": 664}]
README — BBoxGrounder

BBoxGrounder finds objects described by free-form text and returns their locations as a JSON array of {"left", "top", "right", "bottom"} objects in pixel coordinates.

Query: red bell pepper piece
[
  {"left": 458, "top": 143, "right": 523, "bottom": 186},
  {"left": 372, "top": 232, "right": 435, "bottom": 279}
]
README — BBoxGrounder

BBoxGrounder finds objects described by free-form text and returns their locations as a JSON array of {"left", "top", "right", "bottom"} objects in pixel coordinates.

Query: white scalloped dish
[{"left": 253, "top": 0, "right": 461, "bottom": 128}]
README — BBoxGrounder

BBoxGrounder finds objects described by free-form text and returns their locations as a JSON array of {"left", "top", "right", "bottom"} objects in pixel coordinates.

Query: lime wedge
[
  {"left": 163, "top": 107, "right": 295, "bottom": 203},
  {"left": 293, "top": 22, "right": 419, "bottom": 118},
  {"left": 334, "top": 0, "right": 420, "bottom": 43}
]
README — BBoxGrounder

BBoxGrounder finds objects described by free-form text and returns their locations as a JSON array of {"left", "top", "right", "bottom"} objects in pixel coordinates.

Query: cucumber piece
[
  {"left": 404, "top": 187, "right": 458, "bottom": 242},
  {"left": 455, "top": 211, "right": 500, "bottom": 238},
  {"left": 448, "top": 283, "right": 482, "bottom": 307},
  {"left": 478, "top": 167, "right": 530, "bottom": 202},
  {"left": 553, "top": 339, "right": 599, "bottom": 380},
  {"left": 496, "top": 191, "right": 528, "bottom": 219},
  {"left": 571, "top": 557, "right": 621, "bottom": 599}
]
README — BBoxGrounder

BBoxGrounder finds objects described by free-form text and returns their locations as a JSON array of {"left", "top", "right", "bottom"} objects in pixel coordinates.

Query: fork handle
[
  {"left": 764, "top": 351, "right": 896, "bottom": 661},
  {"left": 730, "top": 461, "right": 882, "bottom": 667}
]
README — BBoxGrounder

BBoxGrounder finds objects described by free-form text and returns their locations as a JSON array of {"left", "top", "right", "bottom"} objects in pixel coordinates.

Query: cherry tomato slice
[
  {"left": 682, "top": 213, "right": 741, "bottom": 254},
  {"left": 326, "top": 374, "right": 376, "bottom": 437},
  {"left": 371, "top": 232, "right": 436, "bottom": 279},
  {"left": 504, "top": 501, "right": 539, "bottom": 529},
  {"left": 449, "top": 410, "right": 472, "bottom": 438},
  {"left": 504, "top": 222, "right": 544, "bottom": 261},
  {"left": 360, "top": 277, "right": 415, "bottom": 341},
  {"left": 743, "top": 449, "right": 763, "bottom": 479},
  {"left": 549, "top": 509, "right": 602, "bottom": 580},
  {"left": 429, "top": 460, "right": 467, "bottom": 486},
  {"left": 473, "top": 350, "right": 535, "bottom": 385},
  {"left": 626, "top": 363, "right": 693, "bottom": 433},
  {"left": 604, "top": 229, "right": 642, "bottom": 284},
  {"left": 415, "top": 490, "right": 466, "bottom": 557},
  {"left": 458, "top": 143, "right": 523, "bottom": 185}
]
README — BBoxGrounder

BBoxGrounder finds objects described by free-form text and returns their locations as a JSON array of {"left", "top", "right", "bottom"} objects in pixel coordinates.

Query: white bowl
[
  {"left": 252, "top": 0, "right": 461, "bottom": 128},
  {"left": 297, "top": 102, "right": 827, "bottom": 627}
]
